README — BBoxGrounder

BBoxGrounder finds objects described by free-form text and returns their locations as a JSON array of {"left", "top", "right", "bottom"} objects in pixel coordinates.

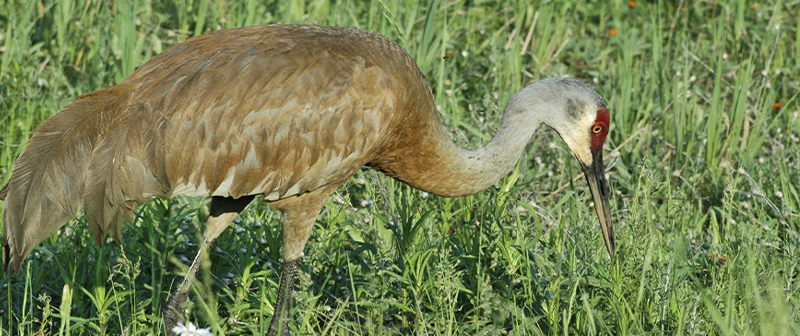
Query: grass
[{"left": 1, "top": 0, "right": 799, "bottom": 334}]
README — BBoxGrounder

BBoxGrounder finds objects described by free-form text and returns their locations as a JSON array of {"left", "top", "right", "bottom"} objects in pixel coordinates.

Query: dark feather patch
[{"left": 0, "top": 182, "right": 8, "bottom": 201}]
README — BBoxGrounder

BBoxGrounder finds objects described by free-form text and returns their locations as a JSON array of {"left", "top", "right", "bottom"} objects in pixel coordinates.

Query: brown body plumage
[{"left": 2, "top": 25, "right": 614, "bottom": 335}]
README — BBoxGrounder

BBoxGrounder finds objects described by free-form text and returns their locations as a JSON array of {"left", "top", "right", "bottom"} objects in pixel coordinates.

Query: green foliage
[{"left": 1, "top": 0, "right": 799, "bottom": 335}]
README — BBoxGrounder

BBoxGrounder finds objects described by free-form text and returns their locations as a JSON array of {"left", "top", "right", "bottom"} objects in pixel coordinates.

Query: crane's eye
[{"left": 592, "top": 125, "right": 603, "bottom": 135}]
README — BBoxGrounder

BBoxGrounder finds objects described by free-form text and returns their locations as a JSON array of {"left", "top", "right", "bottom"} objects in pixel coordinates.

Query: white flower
[{"left": 172, "top": 322, "right": 213, "bottom": 336}]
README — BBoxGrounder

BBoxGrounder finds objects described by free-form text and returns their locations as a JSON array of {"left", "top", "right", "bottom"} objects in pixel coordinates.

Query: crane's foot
[
  {"left": 164, "top": 248, "right": 205, "bottom": 335},
  {"left": 267, "top": 258, "right": 301, "bottom": 336},
  {"left": 164, "top": 286, "right": 191, "bottom": 335}
]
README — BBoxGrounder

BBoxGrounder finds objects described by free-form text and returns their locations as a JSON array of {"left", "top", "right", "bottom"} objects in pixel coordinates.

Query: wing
[
  {"left": 3, "top": 86, "right": 133, "bottom": 272},
  {"left": 82, "top": 25, "right": 412, "bottom": 241}
]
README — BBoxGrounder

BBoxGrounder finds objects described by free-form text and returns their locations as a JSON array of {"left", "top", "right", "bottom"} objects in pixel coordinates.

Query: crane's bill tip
[
  {"left": 605, "top": 231, "right": 616, "bottom": 258},
  {"left": 582, "top": 151, "right": 615, "bottom": 259}
]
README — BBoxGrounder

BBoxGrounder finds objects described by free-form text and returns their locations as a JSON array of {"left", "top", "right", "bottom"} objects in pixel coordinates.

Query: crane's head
[
  {"left": 511, "top": 78, "right": 615, "bottom": 257},
  {"left": 564, "top": 104, "right": 615, "bottom": 259}
]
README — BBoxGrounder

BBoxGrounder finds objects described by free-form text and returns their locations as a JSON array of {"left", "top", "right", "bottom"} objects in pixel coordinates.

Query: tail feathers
[
  {"left": 2, "top": 86, "right": 132, "bottom": 274},
  {"left": 83, "top": 109, "right": 153, "bottom": 246},
  {"left": 83, "top": 143, "right": 133, "bottom": 245}
]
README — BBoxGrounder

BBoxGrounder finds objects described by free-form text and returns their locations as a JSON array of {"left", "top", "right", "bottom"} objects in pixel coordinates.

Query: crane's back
[
  {"left": 3, "top": 25, "right": 442, "bottom": 272},
  {"left": 113, "top": 25, "right": 433, "bottom": 196}
]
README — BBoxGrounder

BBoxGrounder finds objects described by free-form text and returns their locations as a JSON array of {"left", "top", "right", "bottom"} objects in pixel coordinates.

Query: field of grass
[{"left": 1, "top": 0, "right": 799, "bottom": 335}]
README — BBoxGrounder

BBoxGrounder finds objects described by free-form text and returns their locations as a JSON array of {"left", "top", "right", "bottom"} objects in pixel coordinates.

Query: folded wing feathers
[
  {"left": 83, "top": 107, "right": 149, "bottom": 245},
  {"left": 2, "top": 87, "right": 131, "bottom": 274},
  {"left": 0, "top": 183, "right": 8, "bottom": 201}
]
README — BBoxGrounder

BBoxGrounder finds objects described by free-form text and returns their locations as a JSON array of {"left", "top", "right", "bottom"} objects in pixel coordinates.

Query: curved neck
[{"left": 382, "top": 97, "right": 543, "bottom": 197}]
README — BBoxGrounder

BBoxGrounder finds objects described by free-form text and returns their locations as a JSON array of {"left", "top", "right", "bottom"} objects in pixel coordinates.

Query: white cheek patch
[{"left": 562, "top": 110, "right": 596, "bottom": 166}]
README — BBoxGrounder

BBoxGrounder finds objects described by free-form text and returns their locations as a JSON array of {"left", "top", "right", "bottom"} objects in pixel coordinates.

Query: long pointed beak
[{"left": 582, "top": 150, "right": 615, "bottom": 258}]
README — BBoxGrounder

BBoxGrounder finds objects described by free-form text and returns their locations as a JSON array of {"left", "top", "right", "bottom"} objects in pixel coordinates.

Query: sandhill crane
[{"left": 1, "top": 25, "right": 614, "bottom": 335}]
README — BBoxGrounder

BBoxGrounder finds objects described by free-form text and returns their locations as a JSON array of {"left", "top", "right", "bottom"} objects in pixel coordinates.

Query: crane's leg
[
  {"left": 267, "top": 187, "right": 334, "bottom": 336},
  {"left": 268, "top": 256, "right": 301, "bottom": 336},
  {"left": 164, "top": 195, "right": 254, "bottom": 335}
]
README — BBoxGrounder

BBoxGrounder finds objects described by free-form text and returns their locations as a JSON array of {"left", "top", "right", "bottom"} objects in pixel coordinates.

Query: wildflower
[
  {"left": 172, "top": 322, "right": 213, "bottom": 336},
  {"left": 609, "top": 28, "right": 617, "bottom": 36},
  {"left": 628, "top": 1, "right": 636, "bottom": 8}
]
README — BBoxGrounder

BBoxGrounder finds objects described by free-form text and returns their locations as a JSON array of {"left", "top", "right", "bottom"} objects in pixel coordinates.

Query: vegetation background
[{"left": 1, "top": 0, "right": 799, "bottom": 335}]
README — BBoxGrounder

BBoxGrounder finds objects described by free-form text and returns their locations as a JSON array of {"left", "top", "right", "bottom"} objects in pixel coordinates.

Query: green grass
[{"left": 1, "top": 0, "right": 800, "bottom": 334}]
